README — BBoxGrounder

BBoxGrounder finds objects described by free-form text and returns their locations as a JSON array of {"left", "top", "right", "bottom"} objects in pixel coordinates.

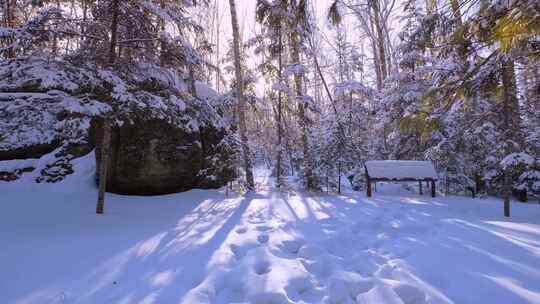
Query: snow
[
  {"left": 0, "top": 57, "right": 228, "bottom": 156},
  {"left": 195, "top": 81, "right": 218, "bottom": 101},
  {"left": 501, "top": 153, "right": 536, "bottom": 169},
  {"left": 0, "top": 158, "right": 39, "bottom": 172},
  {"left": 1, "top": 158, "right": 540, "bottom": 304},
  {"left": 365, "top": 160, "right": 438, "bottom": 180}
]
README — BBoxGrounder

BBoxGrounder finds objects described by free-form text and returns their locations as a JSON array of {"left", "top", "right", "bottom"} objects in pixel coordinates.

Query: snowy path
[{"left": 1, "top": 161, "right": 540, "bottom": 303}]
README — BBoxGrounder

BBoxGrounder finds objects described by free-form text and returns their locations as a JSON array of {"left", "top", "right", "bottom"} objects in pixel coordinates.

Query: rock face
[
  {"left": 91, "top": 117, "right": 235, "bottom": 195},
  {"left": 0, "top": 141, "right": 60, "bottom": 161}
]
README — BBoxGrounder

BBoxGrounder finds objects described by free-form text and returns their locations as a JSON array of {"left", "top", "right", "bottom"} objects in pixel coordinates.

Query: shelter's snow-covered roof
[{"left": 365, "top": 160, "right": 438, "bottom": 180}]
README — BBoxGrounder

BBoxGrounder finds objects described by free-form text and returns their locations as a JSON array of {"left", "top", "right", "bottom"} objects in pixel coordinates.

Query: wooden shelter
[{"left": 364, "top": 160, "right": 438, "bottom": 197}]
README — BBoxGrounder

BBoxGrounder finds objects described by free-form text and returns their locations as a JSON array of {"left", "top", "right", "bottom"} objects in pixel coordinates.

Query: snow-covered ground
[{"left": 1, "top": 154, "right": 540, "bottom": 304}]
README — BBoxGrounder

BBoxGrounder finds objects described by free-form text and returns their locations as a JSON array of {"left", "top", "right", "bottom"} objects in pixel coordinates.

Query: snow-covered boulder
[{"left": 0, "top": 57, "right": 236, "bottom": 189}]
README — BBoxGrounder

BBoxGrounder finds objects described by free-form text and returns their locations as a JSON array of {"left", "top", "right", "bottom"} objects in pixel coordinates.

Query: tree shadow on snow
[{"left": 8, "top": 190, "right": 267, "bottom": 304}]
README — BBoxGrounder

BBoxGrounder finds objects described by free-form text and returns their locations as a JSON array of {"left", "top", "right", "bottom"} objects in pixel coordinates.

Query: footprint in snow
[
  {"left": 300, "top": 254, "right": 334, "bottom": 277},
  {"left": 235, "top": 226, "right": 248, "bottom": 234},
  {"left": 298, "top": 244, "right": 325, "bottom": 260},
  {"left": 375, "top": 263, "right": 398, "bottom": 279},
  {"left": 392, "top": 282, "right": 427, "bottom": 304},
  {"left": 257, "top": 234, "right": 269, "bottom": 244},
  {"left": 231, "top": 243, "right": 258, "bottom": 260},
  {"left": 230, "top": 244, "right": 243, "bottom": 259},
  {"left": 256, "top": 225, "right": 273, "bottom": 232},
  {"left": 356, "top": 283, "right": 426, "bottom": 304},
  {"left": 284, "top": 276, "right": 315, "bottom": 300},
  {"left": 281, "top": 238, "right": 306, "bottom": 255},
  {"left": 254, "top": 260, "right": 272, "bottom": 275},
  {"left": 52, "top": 292, "right": 72, "bottom": 304}
]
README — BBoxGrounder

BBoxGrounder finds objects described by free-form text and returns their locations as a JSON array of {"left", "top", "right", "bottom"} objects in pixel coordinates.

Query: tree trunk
[
  {"left": 338, "top": 159, "right": 341, "bottom": 194},
  {"left": 366, "top": 176, "right": 372, "bottom": 197},
  {"left": 228, "top": 0, "right": 255, "bottom": 190},
  {"left": 501, "top": 57, "right": 514, "bottom": 217},
  {"left": 276, "top": 24, "right": 283, "bottom": 188},
  {"left": 108, "top": 0, "right": 119, "bottom": 66},
  {"left": 5, "top": 0, "right": 15, "bottom": 59},
  {"left": 286, "top": 135, "right": 295, "bottom": 176},
  {"left": 506, "top": 60, "right": 524, "bottom": 145},
  {"left": 52, "top": 0, "right": 60, "bottom": 57},
  {"left": 188, "top": 68, "right": 197, "bottom": 97},
  {"left": 96, "top": 118, "right": 111, "bottom": 214},
  {"left": 82, "top": 0, "right": 88, "bottom": 47},
  {"left": 371, "top": 39, "right": 382, "bottom": 90},
  {"left": 474, "top": 172, "right": 482, "bottom": 194},
  {"left": 370, "top": 0, "right": 387, "bottom": 84},
  {"left": 290, "top": 30, "right": 314, "bottom": 190},
  {"left": 445, "top": 172, "right": 450, "bottom": 196},
  {"left": 159, "top": 0, "right": 166, "bottom": 65},
  {"left": 214, "top": 0, "right": 221, "bottom": 93},
  {"left": 96, "top": 0, "right": 120, "bottom": 214},
  {"left": 526, "top": 59, "right": 540, "bottom": 129}
]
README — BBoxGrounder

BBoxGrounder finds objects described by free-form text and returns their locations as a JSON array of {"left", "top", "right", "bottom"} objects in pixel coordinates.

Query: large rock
[
  {"left": 91, "top": 117, "right": 235, "bottom": 195},
  {"left": 1, "top": 57, "right": 233, "bottom": 187}
]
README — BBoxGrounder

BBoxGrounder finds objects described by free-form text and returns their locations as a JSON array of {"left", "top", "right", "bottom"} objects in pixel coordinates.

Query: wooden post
[
  {"left": 367, "top": 177, "right": 372, "bottom": 197},
  {"left": 419, "top": 181, "right": 423, "bottom": 195},
  {"left": 431, "top": 180, "right": 436, "bottom": 197}
]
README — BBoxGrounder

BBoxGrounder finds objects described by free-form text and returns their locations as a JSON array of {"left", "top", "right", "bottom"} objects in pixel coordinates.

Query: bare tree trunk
[
  {"left": 96, "top": 0, "right": 120, "bottom": 214},
  {"left": 284, "top": 131, "right": 295, "bottom": 176},
  {"left": 526, "top": 58, "right": 540, "bottom": 128},
  {"left": 338, "top": 159, "right": 341, "bottom": 194},
  {"left": 370, "top": 0, "right": 387, "bottom": 83},
  {"left": 82, "top": 0, "right": 88, "bottom": 48},
  {"left": 214, "top": 0, "right": 221, "bottom": 93},
  {"left": 507, "top": 60, "right": 524, "bottom": 145},
  {"left": 108, "top": 0, "right": 119, "bottom": 66},
  {"left": 159, "top": 0, "right": 166, "bottom": 65},
  {"left": 96, "top": 118, "right": 111, "bottom": 214},
  {"left": 445, "top": 171, "right": 450, "bottom": 196},
  {"left": 276, "top": 24, "right": 283, "bottom": 188},
  {"left": 52, "top": 0, "right": 60, "bottom": 57},
  {"left": 5, "top": 0, "right": 15, "bottom": 59},
  {"left": 228, "top": 0, "right": 255, "bottom": 190},
  {"left": 371, "top": 39, "right": 382, "bottom": 90},
  {"left": 501, "top": 57, "right": 514, "bottom": 217},
  {"left": 290, "top": 30, "right": 314, "bottom": 190}
]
